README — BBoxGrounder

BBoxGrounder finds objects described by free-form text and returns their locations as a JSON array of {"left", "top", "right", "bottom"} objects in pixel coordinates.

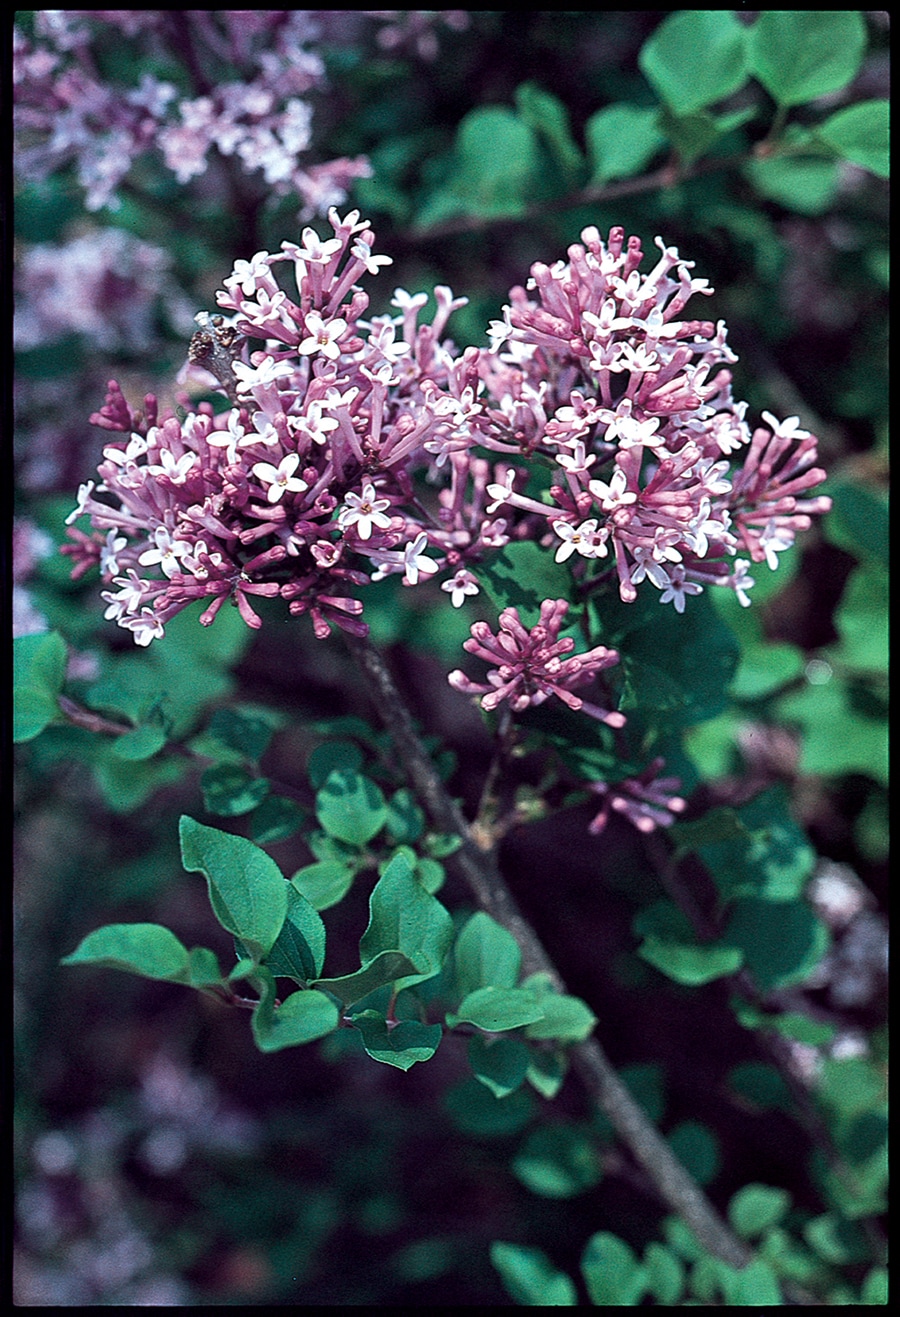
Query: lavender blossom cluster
[
  {"left": 13, "top": 11, "right": 370, "bottom": 218},
  {"left": 63, "top": 212, "right": 831, "bottom": 825}
]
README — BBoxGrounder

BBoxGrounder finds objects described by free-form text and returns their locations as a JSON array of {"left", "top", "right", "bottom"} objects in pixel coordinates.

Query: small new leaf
[
  {"left": 351, "top": 1011, "right": 443, "bottom": 1070},
  {"left": 251, "top": 967, "right": 339, "bottom": 1053}
]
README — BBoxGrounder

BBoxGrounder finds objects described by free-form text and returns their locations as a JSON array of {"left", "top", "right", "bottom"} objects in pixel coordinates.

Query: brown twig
[{"left": 344, "top": 630, "right": 767, "bottom": 1275}]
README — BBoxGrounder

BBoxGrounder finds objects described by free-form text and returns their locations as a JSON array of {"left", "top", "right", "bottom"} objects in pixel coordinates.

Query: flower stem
[{"left": 344, "top": 631, "right": 758, "bottom": 1273}]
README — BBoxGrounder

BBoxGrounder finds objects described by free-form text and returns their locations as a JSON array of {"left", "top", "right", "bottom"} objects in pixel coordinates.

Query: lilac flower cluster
[
  {"left": 63, "top": 208, "right": 482, "bottom": 645},
  {"left": 14, "top": 227, "right": 194, "bottom": 354},
  {"left": 64, "top": 216, "right": 831, "bottom": 828},
  {"left": 448, "top": 599, "right": 624, "bottom": 725},
  {"left": 362, "top": 10, "right": 471, "bottom": 61},
  {"left": 476, "top": 226, "right": 832, "bottom": 612},
  {"left": 13, "top": 11, "right": 369, "bottom": 218},
  {"left": 65, "top": 214, "right": 831, "bottom": 646}
]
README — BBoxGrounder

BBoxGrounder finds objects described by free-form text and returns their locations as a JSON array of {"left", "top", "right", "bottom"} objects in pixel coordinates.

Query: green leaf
[
  {"left": 602, "top": 585, "right": 740, "bottom": 728},
  {"left": 201, "top": 763, "right": 270, "bottom": 816},
  {"left": 818, "top": 1054, "right": 886, "bottom": 1122},
  {"left": 776, "top": 676, "right": 888, "bottom": 784},
  {"left": 634, "top": 901, "right": 743, "bottom": 985},
  {"left": 694, "top": 786, "right": 816, "bottom": 903},
  {"left": 179, "top": 816, "right": 288, "bottom": 962},
  {"left": 638, "top": 937, "right": 743, "bottom": 986},
  {"left": 722, "top": 897, "right": 829, "bottom": 992},
  {"left": 315, "top": 768, "right": 387, "bottom": 847},
  {"left": 747, "top": 11, "right": 867, "bottom": 107},
  {"left": 350, "top": 1011, "right": 443, "bottom": 1070},
  {"left": 662, "top": 1217, "right": 705, "bottom": 1264},
  {"left": 716, "top": 1257, "right": 783, "bottom": 1305},
  {"left": 384, "top": 788, "right": 426, "bottom": 845},
  {"left": 727, "top": 1062, "right": 795, "bottom": 1115},
  {"left": 357, "top": 850, "right": 454, "bottom": 992},
  {"left": 476, "top": 540, "right": 579, "bottom": 630},
  {"left": 454, "top": 910, "right": 522, "bottom": 1000},
  {"left": 643, "top": 1243, "right": 685, "bottom": 1305},
  {"left": 671, "top": 807, "right": 750, "bottom": 855},
  {"left": 734, "top": 1001, "right": 838, "bottom": 1048},
  {"left": 203, "top": 705, "right": 279, "bottom": 763},
  {"left": 514, "top": 82, "right": 584, "bottom": 181},
  {"left": 585, "top": 103, "right": 665, "bottom": 185},
  {"left": 521, "top": 697, "right": 636, "bottom": 783},
  {"left": 444, "top": 1077, "right": 535, "bottom": 1137},
  {"left": 307, "top": 739, "right": 364, "bottom": 789},
  {"left": 86, "top": 600, "right": 253, "bottom": 743},
  {"left": 639, "top": 11, "right": 749, "bottom": 115},
  {"left": 860, "top": 1266, "right": 889, "bottom": 1305},
  {"left": 620, "top": 1063, "right": 667, "bottom": 1125},
  {"left": 249, "top": 794, "right": 307, "bottom": 845},
  {"left": 667, "top": 1121, "right": 720, "bottom": 1187},
  {"left": 832, "top": 564, "right": 888, "bottom": 674},
  {"left": 756, "top": 1227, "right": 822, "bottom": 1287},
  {"left": 92, "top": 752, "right": 188, "bottom": 813},
  {"left": 449, "top": 105, "right": 542, "bottom": 219},
  {"left": 744, "top": 155, "right": 840, "bottom": 216},
  {"left": 468, "top": 1034, "right": 531, "bottom": 1098},
  {"left": 816, "top": 99, "right": 889, "bottom": 178},
  {"left": 729, "top": 1184, "right": 792, "bottom": 1239},
  {"left": 729, "top": 641, "right": 804, "bottom": 699},
  {"left": 264, "top": 884, "right": 326, "bottom": 982},
  {"left": 187, "top": 945, "right": 224, "bottom": 989},
  {"left": 513, "top": 1124, "right": 602, "bottom": 1199},
  {"left": 663, "top": 107, "right": 756, "bottom": 168},
  {"left": 581, "top": 1231, "right": 648, "bottom": 1306},
  {"left": 109, "top": 721, "right": 168, "bottom": 761},
  {"left": 291, "top": 859, "right": 356, "bottom": 911},
  {"left": 14, "top": 631, "right": 67, "bottom": 741},
  {"left": 490, "top": 1242, "right": 577, "bottom": 1306},
  {"left": 827, "top": 482, "right": 890, "bottom": 568},
  {"left": 526, "top": 1048, "right": 567, "bottom": 1101},
  {"left": 413, "top": 856, "right": 445, "bottom": 895},
  {"left": 62, "top": 922, "right": 190, "bottom": 983},
  {"left": 314, "top": 950, "right": 420, "bottom": 1008},
  {"left": 448, "top": 985, "right": 545, "bottom": 1033},
  {"left": 423, "top": 832, "right": 463, "bottom": 860},
  {"left": 523, "top": 991, "right": 597, "bottom": 1044},
  {"left": 251, "top": 970, "right": 339, "bottom": 1053}
]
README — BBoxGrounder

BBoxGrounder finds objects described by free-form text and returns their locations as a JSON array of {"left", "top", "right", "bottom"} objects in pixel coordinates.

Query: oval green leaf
[
  {"left": 315, "top": 768, "right": 387, "bottom": 847},
  {"left": 639, "top": 11, "right": 749, "bottom": 116},
  {"left": 179, "top": 815, "right": 288, "bottom": 961},
  {"left": 62, "top": 922, "right": 190, "bottom": 983},
  {"left": 252, "top": 987, "right": 340, "bottom": 1053},
  {"left": 449, "top": 985, "right": 545, "bottom": 1033},
  {"left": 817, "top": 99, "right": 889, "bottom": 178},
  {"left": 491, "top": 1242, "right": 577, "bottom": 1307},
  {"left": 747, "top": 11, "right": 867, "bottom": 107}
]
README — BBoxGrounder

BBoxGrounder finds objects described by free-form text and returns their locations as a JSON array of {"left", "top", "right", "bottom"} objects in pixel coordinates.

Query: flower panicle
[
  {"left": 65, "top": 218, "right": 830, "bottom": 716},
  {"left": 448, "top": 600, "right": 624, "bottom": 726}
]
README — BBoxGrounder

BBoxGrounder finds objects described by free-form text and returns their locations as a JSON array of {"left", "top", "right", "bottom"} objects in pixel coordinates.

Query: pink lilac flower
[
  {"left": 14, "top": 12, "right": 370, "bottom": 220},
  {"left": 61, "top": 215, "right": 834, "bottom": 853},
  {"left": 62, "top": 209, "right": 484, "bottom": 646},
  {"left": 467, "top": 225, "right": 831, "bottom": 611},
  {"left": 587, "top": 759, "right": 688, "bottom": 835},
  {"left": 448, "top": 600, "right": 625, "bottom": 726},
  {"left": 60, "top": 217, "right": 835, "bottom": 840}
]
